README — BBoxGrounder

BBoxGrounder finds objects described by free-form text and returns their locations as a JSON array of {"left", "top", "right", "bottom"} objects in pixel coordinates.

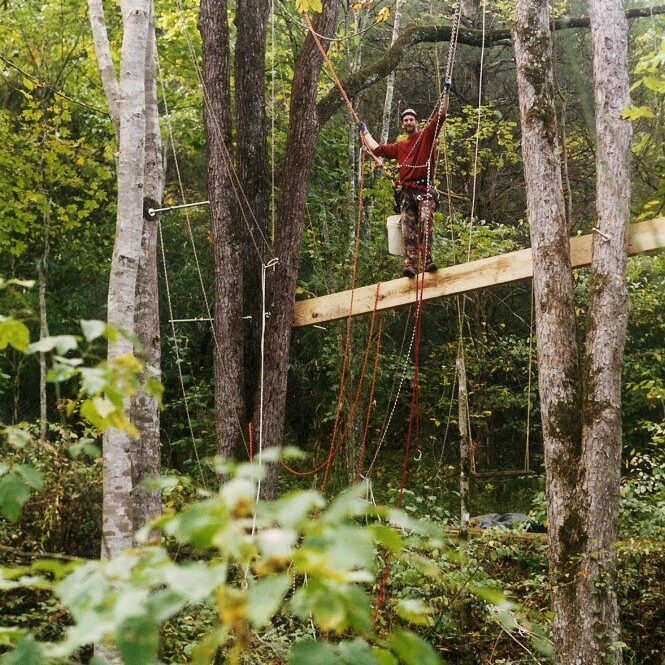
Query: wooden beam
[{"left": 294, "top": 217, "right": 665, "bottom": 328}]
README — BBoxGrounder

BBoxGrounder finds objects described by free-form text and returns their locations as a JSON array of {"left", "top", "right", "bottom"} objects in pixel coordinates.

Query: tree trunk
[
  {"left": 577, "top": 1, "right": 632, "bottom": 661},
  {"left": 132, "top": 5, "right": 163, "bottom": 530},
  {"left": 234, "top": 0, "right": 272, "bottom": 426},
  {"left": 380, "top": 0, "right": 405, "bottom": 144},
  {"left": 37, "top": 221, "right": 50, "bottom": 443},
  {"left": 102, "top": 0, "right": 150, "bottom": 558},
  {"left": 457, "top": 353, "right": 470, "bottom": 536},
  {"left": 256, "top": 0, "right": 340, "bottom": 498},
  {"left": 512, "top": 1, "right": 586, "bottom": 661},
  {"left": 199, "top": 0, "right": 245, "bottom": 459}
]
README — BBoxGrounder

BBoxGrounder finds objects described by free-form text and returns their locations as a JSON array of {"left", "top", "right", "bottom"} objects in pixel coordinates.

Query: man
[{"left": 359, "top": 96, "right": 449, "bottom": 278}]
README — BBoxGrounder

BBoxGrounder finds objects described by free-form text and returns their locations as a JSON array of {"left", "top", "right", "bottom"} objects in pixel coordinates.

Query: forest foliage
[{"left": 0, "top": 0, "right": 664, "bottom": 663}]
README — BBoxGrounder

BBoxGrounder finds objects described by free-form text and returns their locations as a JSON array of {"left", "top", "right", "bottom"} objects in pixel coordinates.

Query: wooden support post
[
  {"left": 457, "top": 354, "right": 471, "bottom": 538},
  {"left": 294, "top": 217, "right": 665, "bottom": 327}
]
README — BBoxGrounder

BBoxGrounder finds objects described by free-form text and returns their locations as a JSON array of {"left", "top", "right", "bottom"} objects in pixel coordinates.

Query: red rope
[
  {"left": 356, "top": 314, "right": 384, "bottom": 482},
  {"left": 249, "top": 422, "right": 254, "bottom": 462},
  {"left": 322, "top": 285, "right": 382, "bottom": 491}
]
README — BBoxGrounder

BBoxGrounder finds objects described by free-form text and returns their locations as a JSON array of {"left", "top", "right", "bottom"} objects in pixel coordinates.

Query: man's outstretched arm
[{"left": 358, "top": 122, "right": 380, "bottom": 152}]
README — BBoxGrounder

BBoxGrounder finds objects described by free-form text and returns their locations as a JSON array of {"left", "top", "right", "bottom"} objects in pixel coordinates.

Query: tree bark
[
  {"left": 256, "top": 0, "right": 339, "bottom": 498},
  {"left": 380, "top": 0, "right": 405, "bottom": 144},
  {"left": 102, "top": 0, "right": 150, "bottom": 558},
  {"left": 87, "top": 0, "right": 121, "bottom": 133},
  {"left": 577, "top": 1, "right": 632, "bottom": 661},
  {"left": 457, "top": 354, "right": 470, "bottom": 537},
  {"left": 132, "top": 5, "right": 163, "bottom": 530},
  {"left": 512, "top": 1, "right": 586, "bottom": 661},
  {"left": 37, "top": 221, "right": 50, "bottom": 443},
  {"left": 235, "top": 0, "right": 272, "bottom": 425},
  {"left": 199, "top": 0, "right": 245, "bottom": 459}
]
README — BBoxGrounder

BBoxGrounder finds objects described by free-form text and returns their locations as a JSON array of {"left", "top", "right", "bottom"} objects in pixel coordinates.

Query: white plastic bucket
[{"left": 386, "top": 215, "right": 404, "bottom": 256}]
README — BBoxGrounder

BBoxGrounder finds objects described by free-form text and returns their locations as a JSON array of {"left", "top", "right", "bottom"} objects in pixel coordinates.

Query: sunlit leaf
[
  {"left": 117, "top": 615, "right": 159, "bottom": 665},
  {"left": 248, "top": 573, "right": 290, "bottom": 627},
  {"left": 387, "top": 629, "right": 442, "bottom": 665}
]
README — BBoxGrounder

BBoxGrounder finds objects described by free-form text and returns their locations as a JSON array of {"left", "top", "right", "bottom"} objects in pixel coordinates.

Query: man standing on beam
[{"left": 359, "top": 94, "right": 450, "bottom": 278}]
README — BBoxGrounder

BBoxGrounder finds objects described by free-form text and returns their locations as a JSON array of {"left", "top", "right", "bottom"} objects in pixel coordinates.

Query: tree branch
[
  {"left": 317, "top": 5, "right": 665, "bottom": 124},
  {"left": 88, "top": 0, "right": 121, "bottom": 133}
]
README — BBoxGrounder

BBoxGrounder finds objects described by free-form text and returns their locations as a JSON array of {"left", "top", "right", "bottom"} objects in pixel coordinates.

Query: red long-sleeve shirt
[{"left": 374, "top": 112, "right": 443, "bottom": 190}]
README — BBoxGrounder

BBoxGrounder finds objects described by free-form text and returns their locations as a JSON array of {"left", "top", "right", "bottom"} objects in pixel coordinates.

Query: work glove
[{"left": 358, "top": 121, "right": 368, "bottom": 135}]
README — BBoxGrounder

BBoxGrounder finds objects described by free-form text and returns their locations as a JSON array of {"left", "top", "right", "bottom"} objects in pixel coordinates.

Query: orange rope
[
  {"left": 356, "top": 313, "right": 384, "bottom": 482},
  {"left": 304, "top": 14, "right": 382, "bottom": 166}
]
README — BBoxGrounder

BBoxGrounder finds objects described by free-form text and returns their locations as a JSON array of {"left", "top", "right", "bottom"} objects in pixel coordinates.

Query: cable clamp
[{"left": 592, "top": 227, "right": 612, "bottom": 241}]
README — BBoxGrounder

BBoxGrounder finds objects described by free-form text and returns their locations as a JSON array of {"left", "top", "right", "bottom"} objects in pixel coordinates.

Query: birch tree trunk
[
  {"left": 132, "top": 7, "right": 163, "bottom": 529},
  {"left": 255, "top": 0, "right": 340, "bottom": 498},
  {"left": 88, "top": 0, "right": 163, "bottom": 542},
  {"left": 512, "top": 1, "right": 586, "bottom": 659},
  {"left": 199, "top": 0, "right": 245, "bottom": 459},
  {"left": 102, "top": 0, "right": 150, "bottom": 557},
  {"left": 577, "top": 1, "right": 632, "bottom": 661},
  {"left": 380, "top": 0, "right": 405, "bottom": 144}
]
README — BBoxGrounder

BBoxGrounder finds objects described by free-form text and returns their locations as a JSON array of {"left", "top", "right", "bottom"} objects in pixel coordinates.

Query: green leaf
[
  {"left": 68, "top": 439, "right": 101, "bottom": 460},
  {"left": 5, "top": 426, "right": 31, "bottom": 450},
  {"left": 622, "top": 105, "right": 655, "bottom": 121},
  {"left": 117, "top": 615, "right": 159, "bottom": 665},
  {"left": 248, "top": 573, "right": 290, "bottom": 627},
  {"left": 28, "top": 335, "right": 78, "bottom": 354},
  {"left": 338, "top": 640, "right": 383, "bottom": 665},
  {"left": 394, "top": 598, "right": 434, "bottom": 626},
  {"left": 289, "top": 639, "right": 341, "bottom": 665},
  {"left": 324, "top": 484, "right": 368, "bottom": 523},
  {"left": 163, "top": 562, "right": 220, "bottom": 602},
  {"left": 0, "top": 636, "right": 44, "bottom": 665},
  {"left": 80, "top": 319, "right": 107, "bottom": 342},
  {"left": 387, "top": 630, "right": 442, "bottom": 665},
  {"left": 0, "top": 317, "right": 30, "bottom": 352},
  {"left": 643, "top": 76, "right": 665, "bottom": 93},
  {"left": 294, "top": 0, "right": 323, "bottom": 13},
  {"left": 0, "top": 473, "right": 31, "bottom": 522},
  {"left": 15, "top": 465, "right": 43, "bottom": 490}
]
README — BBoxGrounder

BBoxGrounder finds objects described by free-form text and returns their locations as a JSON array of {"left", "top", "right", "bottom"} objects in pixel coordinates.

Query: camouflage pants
[{"left": 400, "top": 188, "right": 435, "bottom": 271}]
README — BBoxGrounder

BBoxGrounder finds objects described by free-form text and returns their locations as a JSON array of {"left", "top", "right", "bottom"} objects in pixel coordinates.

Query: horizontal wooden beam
[{"left": 294, "top": 217, "right": 665, "bottom": 328}]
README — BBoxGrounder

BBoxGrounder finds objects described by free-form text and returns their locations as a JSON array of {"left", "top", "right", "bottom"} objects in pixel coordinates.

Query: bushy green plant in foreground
[{"left": 0, "top": 449, "right": 556, "bottom": 665}]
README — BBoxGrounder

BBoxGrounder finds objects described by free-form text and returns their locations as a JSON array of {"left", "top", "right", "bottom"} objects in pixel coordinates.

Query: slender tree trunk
[
  {"left": 102, "top": 0, "right": 150, "bottom": 558},
  {"left": 380, "top": 0, "right": 405, "bottom": 144},
  {"left": 199, "top": 0, "right": 245, "bottom": 459},
  {"left": 457, "top": 354, "right": 470, "bottom": 536},
  {"left": 256, "top": 0, "right": 340, "bottom": 498},
  {"left": 235, "top": 0, "right": 271, "bottom": 426},
  {"left": 512, "top": 2, "right": 586, "bottom": 661},
  {"left": 37, "top": 220, "right": 50, "bottom": 442},
  {"left": 132, "top": 6, "right": 163, "bottom": 529},
  {"left": 577, "top": 2, "right": 632, "bottom": 662}
]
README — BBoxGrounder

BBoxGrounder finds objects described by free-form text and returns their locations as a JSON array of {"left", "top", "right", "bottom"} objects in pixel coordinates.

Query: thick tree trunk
[
  {"left": 512, "top": 1, "right": 586, "bottom": 661},
  {"left": 577, "top": 1, "right": 632, "bottom": 661},
  {"left": 256, "top": 0, "right": 339, "bottom": 498},
  {"left": 102, "top": 0, "right": 150, "bottom": 558},
  {"left": 235, "top": 0, "right": 271, "bottom": 425},
  {"left": 132, "top": 7, "right": 163, "bottom": 530},
  {"left": 199, "top": 0, "right": 245, "bottom": 459}
]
